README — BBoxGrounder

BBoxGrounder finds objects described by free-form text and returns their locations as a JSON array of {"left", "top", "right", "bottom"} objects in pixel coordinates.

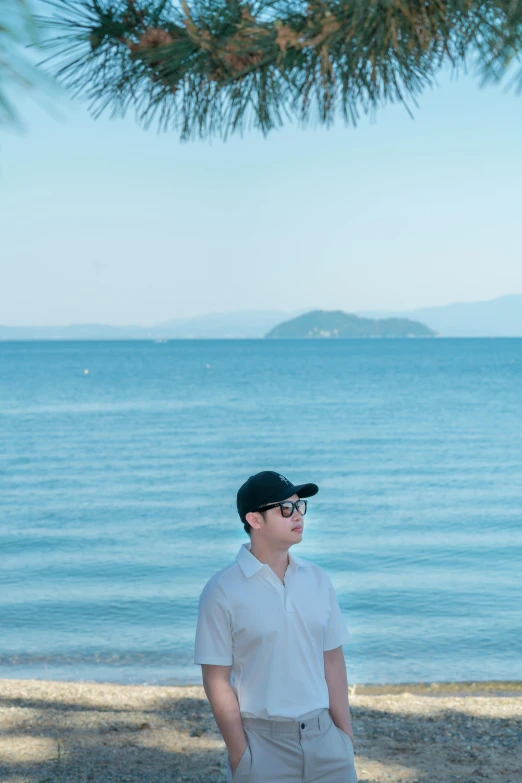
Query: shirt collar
[{"left": 236, "top": 541, "right": 312, "bottom": 578}]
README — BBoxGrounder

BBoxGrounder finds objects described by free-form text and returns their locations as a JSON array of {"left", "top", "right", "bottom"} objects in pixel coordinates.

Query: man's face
[{"left": 247, "top": 493, "right": 305, "bottom": 541}]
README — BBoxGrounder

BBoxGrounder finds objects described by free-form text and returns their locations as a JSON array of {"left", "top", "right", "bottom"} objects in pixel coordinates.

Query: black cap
[{"left": 237, "top": 470, "right": 319, "bottom": 523}]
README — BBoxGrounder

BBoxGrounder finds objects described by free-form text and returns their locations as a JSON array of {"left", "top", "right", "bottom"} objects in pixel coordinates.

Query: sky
[{"left": 1, "top": 39, "right": 522, "bottom": 326}]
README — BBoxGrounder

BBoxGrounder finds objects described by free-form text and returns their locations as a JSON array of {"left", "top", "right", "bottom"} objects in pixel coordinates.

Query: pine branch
[
  {"left": 35, "top": 0, "right": 522, "bottom": 139},
  {"left": 0, "top": 0, "right": 44, "bottom": 126}
]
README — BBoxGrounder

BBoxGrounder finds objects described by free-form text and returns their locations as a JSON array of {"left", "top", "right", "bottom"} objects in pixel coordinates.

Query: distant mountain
[
  {"left": 265, "top": 310, "right": 435, "bottom": 339},
  {"left": 4, "top": 294, "right": 521, "bottom": 340},
  {"left": 0, "top": 310, "right": 303, "bottom": 340},
  {"left": 154, "top": 309, "right": 304, "bottom": 338},
  {"left": 358, "top": 294, "right": 522, "bottom": 337},
  {"left": 0, "top": 324, "right": 147, "bottom": 340}
]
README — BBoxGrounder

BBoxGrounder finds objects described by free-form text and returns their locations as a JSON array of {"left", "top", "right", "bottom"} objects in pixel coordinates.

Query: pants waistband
[{"left": 241, "top": 707, "right": 330, "bottom": 736}]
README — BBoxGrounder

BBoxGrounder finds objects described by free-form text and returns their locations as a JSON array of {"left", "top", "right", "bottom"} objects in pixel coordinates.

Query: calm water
[{"left": 1, "top": 339, "right": 521, "bottom": 686}]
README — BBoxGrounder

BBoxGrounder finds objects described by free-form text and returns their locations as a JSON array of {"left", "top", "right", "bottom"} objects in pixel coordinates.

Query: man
[{"left": 194, "top": 470, "right": 358, "bottom": 782}]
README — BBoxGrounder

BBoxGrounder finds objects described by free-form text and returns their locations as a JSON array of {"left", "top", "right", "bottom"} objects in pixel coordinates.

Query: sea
[{"left": 1, "top": 339, "right": 521, "bottom": 687}]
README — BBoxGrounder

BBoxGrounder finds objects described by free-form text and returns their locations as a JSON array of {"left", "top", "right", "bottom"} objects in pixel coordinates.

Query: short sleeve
[
  {"left": 323, "top": 576, "right": 350, "bottom": 651},
  {"left": 194, "top": 580, "right": 233, "bottom": 665}
]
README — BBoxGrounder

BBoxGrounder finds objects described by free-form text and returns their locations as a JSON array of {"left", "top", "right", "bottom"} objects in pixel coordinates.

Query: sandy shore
[{"left": 0, "top": 679, "right": 520, "bottom": 783}]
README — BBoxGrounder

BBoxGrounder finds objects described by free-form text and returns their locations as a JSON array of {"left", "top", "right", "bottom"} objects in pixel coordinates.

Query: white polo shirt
[{"left": 194, "top": 541, "right": 350, "bottom": 720}]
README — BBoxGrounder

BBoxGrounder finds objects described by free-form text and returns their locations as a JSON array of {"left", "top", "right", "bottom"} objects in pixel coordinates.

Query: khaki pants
[{"left": 226, "top": 707, "right": 358, "bottom": 782}]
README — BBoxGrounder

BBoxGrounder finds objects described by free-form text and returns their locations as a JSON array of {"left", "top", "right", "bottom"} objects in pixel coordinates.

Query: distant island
[{"left": 265, "top": 310, "right": 436, "bottom": 339}]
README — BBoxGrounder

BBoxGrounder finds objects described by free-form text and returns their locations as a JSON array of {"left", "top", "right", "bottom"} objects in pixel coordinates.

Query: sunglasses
[{"left": 256, "top": 499, "right": 308, "bottom": 518}]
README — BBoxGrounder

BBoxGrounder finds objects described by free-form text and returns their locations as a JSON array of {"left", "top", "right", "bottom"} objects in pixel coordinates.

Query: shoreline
[
  {"left": 1, "top": 678, "right": 520, "bottom": 782},
  {"left": 1, "top": 676, "right": 521, "bottom": 695}
]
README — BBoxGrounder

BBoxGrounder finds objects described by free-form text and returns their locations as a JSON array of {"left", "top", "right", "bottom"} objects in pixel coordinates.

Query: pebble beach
[{"left": 0, "top": 679, "right": 520, "bottom": 783}]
